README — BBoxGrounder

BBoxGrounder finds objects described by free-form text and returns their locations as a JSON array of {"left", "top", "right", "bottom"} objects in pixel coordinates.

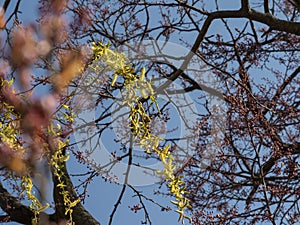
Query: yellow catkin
[
  {"left": 91, "top": 42, "right": 192, "bottom": 224},
  {"left": 48, "top": 123, "right": 80, "bottom": 225}
]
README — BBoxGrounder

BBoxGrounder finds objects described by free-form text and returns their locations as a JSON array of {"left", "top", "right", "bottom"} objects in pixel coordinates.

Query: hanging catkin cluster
[{"left": 91, "top": 42, "right": 192, "bottom": 223}]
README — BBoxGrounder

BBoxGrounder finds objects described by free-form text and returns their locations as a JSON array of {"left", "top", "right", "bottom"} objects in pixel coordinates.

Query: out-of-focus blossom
[
  {"left": 53, "top": 50, "right": 84, "bottom": 92},
  {"left": 0, "top": 60, "right": 11, "bottom": 76},
  {"left": 41, "top": 16, "right": 68, "bottom": 44},
  {"left": 0, "top": 7, "right": 5, "bottom": 29},
  {"left": 11, "top": 27, "right": 39, "bottom": 67}
]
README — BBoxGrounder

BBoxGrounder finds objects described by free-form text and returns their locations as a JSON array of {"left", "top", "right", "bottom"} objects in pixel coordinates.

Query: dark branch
[
  {"left": 0, "top": 182, "right": 34, "bottom": 225},
  {"left": 51, "top": 161, "right": 101, "bottom": 225}
]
